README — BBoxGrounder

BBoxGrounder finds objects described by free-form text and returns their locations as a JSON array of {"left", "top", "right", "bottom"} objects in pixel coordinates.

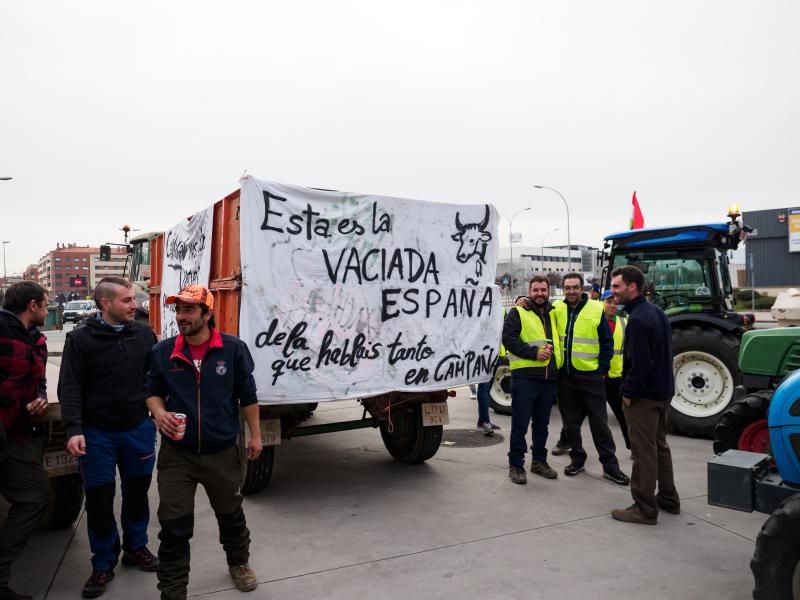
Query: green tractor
[{"left": 713, "top": 327, "right": 800, "bottom": 455}]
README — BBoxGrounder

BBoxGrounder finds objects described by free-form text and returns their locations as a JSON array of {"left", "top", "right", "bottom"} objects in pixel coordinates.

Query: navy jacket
[
  {"left": 621, "top": 295, "right": 675, "bottom": 402},
  {"left": 145, "top": 328, "right": 258, "bottom": 454},
  {"left": 59, "top": 315, "right": 157, "bottom": 439},
  {"left": 502, "top": 301, "right": 559, "bottom": 381}
]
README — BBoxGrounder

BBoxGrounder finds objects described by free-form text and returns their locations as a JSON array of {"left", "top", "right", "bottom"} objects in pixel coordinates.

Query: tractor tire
[
  {"left": 43, "top": 473, "right": 84, "bottom": 530},
  {"left": 751, "top": 492, "right": 800, "bottom": 600},
  {"left": 670, "top": 326, "right": 740, "bottom": 437},
  {"left": 380, "top": 404, "right": 442, "bottom": 464},
  {"left": 489, "top": 363, "right": 513, "bottom": 415},
  {"left": 712, "top": 390, "right": 773, "bottom": 455},
  {"left": 239, "top": 445, "right": 275, "bottom": 496}
]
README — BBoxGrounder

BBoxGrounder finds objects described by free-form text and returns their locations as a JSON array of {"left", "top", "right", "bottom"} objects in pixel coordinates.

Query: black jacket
[
  {"left": 502, "top": 302, "right": 559, "bottom": 381},
  {"left": 144, "top": 328, "right": 258, "bottom": 454},
  {"left": 621, "top": 295, "right": 675, "bottom": 402},
  {"left": 59, "top": 315, "right": 157, "bottom": 439}
]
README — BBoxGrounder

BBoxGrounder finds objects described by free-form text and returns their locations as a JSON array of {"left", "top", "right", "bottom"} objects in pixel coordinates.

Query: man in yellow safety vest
[
  {"left": 502, "top": 276, "right": 562, "bottom": 485},
  {"left": 601, "top": 290, "right": 630, "bottom": 450},
  {"left": 553, "top": 273, "right": 629, "bottom": 485}
]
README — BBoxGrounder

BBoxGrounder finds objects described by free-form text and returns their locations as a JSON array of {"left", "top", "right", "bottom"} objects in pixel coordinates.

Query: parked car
[{"left": 62, "top": 300, "right": 95, "bottom": 324}]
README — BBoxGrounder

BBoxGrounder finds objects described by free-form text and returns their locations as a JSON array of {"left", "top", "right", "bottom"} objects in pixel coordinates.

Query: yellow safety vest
[
  {"left": 608, "top": 315, "right": 627, "bottom": 379},
  {"left": 507, "top": 306, "right": 564, "bottom": 371},
  {"left": 499, "top": 308, "right": 507, "bottom": 358},
  {"left": 553, "top": 299, "right": 604, "bottom": 371}
]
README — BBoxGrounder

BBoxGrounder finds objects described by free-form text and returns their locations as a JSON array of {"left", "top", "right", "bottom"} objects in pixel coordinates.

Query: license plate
[
  {"left": 42, "top": 450, "right": 79, "bottom": 476},
  {"left": 422, "top": 403, "right": 449, "bottom": 426},
  {"left": 245, "top": 419, "right": 281, "bottom": 446}
]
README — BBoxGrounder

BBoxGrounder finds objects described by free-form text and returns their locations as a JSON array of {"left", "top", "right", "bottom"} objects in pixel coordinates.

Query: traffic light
[{"left": 99, "top": 245, "right": 111, "bottom": 261}]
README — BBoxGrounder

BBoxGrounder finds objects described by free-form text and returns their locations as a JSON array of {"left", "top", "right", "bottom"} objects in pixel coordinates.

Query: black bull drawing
[{"left": 451, "top": 204, "right": 492, "bottom": 285}]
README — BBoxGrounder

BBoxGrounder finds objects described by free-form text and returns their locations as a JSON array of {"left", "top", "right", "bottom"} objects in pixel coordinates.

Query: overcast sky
[{"left": 1, "top": 1, "right": 797, "bottom": 274}]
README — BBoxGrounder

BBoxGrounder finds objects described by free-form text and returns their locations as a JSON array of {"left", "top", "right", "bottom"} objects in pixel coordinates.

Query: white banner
[
  {"left": 239, "top": 177, "right": 503, "bottom": 404},
  {"left": 160, "top": 206, "right": 213, "bottom": 338}
]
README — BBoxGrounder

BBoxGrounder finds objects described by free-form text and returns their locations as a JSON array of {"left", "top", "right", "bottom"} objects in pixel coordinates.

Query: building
[
  {"left": 742, "top": 208, "right": 800, "bottom": 294},
  {"left": 497, "top": 244, "right": 600, "bottom": 296},
  {"left": 37, "top": 243, "right": 97, "bottom": 301},
  {"left": 23, "top": 264, "right": 39, "bottom": 281}
]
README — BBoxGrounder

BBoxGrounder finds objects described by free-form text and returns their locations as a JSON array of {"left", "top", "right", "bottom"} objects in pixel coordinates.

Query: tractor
[{"left": 601, "top": 210, "right": 754, "bottom": 436}]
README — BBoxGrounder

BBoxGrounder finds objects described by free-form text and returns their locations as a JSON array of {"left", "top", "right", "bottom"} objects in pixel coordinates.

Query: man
[
  {"left": 145, "top": 285, "right": 262, "bottom": 600},
  {"left": 0, "top": 282, "right": 51, "bottom": 600},
  {"left": 588, "top": 282, "right": 601, "bottom": 301},
  {"left": 503, "top": 276, "right": 562, "bottom": 484},
  {"left": 601, "top": 290, "right": 630, "bottom": 450},
  {"left": 610, "top": 266, "right": 680, "bottom": 525},
  {"left": 553, "top": 273, "right": 629, "bottom": 484},
  {"left": 60, "top": 277, "right": 159, "bottom": 598}
]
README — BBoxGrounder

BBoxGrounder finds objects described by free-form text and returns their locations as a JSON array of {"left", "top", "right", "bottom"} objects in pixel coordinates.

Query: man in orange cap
[{"left": 145, "top": 285, "right": 262, "bottom": 599}]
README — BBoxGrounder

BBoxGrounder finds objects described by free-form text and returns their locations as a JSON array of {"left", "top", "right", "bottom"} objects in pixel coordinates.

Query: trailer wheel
[
  {"left": 239, "top": 445, "right": 275, "bottom": 496},
  {"left": 670, "top": 326, "right": 740, "bottom": 437},
  {"left": 43, "top": 473, "right": 84, "bottom": 529},
  {"left": 712, "top": 391, "right": 773, "bottom": 455},
  {"left": 380, "top": 404, "right": 442, "bottom": 464},
  {"left": 751, "top": 492, "right": 800, "bottom": 600},
  {"left": 489, "top": 363, "right": 513, "bottom": 415}
]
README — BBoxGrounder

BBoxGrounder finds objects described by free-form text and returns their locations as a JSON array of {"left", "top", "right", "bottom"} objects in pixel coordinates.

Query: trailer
[{"left": 143, "top": 180, "right": 501, "bottom": 493}]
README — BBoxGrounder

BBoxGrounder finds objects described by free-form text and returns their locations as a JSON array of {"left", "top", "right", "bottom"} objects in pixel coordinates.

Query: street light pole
[
  {"left": 2, "top": 241, "right": 9, "bottom": 281},
  {"left": 540, "top": 227, "right": 560, "bottom": 271},
  {"left": 534, "top": 186, "right": 572, "bottom": 271},
  {"left": 509, "top": 207, "right": 531, "bottom": 296}
]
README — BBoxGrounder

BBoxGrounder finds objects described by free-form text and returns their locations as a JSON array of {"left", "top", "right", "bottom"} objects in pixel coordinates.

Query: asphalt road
[{"left": 7, "top": 387, "right": 766, "bottom": 600}]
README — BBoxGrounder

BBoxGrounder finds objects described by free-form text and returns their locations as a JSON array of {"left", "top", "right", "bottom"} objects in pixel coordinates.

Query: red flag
[{"left": 630, "top": 191, "right": 644, "bottom": 229}]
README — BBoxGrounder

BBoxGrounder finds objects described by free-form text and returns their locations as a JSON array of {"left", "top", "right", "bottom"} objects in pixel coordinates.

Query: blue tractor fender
[{"left": 768, "top": 369, "right": 800, "bottom": 485}]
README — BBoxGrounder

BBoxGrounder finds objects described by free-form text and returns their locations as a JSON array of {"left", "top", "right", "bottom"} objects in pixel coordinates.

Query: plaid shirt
[{"left": 0, "top": 309, "right": 48, "bottom": 441}]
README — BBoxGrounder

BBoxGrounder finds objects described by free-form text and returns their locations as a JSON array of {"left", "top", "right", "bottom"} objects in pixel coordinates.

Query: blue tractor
[{"left": 602, "top": 213, "right": 754, "bottom": 436}]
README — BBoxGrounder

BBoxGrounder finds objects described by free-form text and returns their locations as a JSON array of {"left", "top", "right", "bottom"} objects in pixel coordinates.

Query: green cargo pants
[{"left": 155, "top": 442, "right": 250, "bottom": 600}]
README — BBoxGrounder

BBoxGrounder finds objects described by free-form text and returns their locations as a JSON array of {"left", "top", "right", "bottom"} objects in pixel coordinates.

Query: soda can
[{"left": 171, "top": 413, "right": 187, "bottom": 441}]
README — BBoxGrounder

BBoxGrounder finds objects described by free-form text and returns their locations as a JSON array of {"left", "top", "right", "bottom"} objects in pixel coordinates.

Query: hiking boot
[
  {"left": 564, "top": 462, "right": 585, "bottom": 476},
  {"left": 657, "top": 496, "right": 681, "bottom": 514},
  {"left": 551, "top": 441, "right": 570, "bottom": 456},
  {"left": 0, "top": 588, "right": 33, "bottom": 600},
  {"left": 122, "top": 545, "right": 159, "bottom": 572},
  {"left": 229, "top": 563, "right": 258, "bottom": 592},
  {"left": 82, "top": 571, "right": 114, "bottom": 599},
  {"left": 508, "top": 465, "right": 527, "bottom": 485},
  {"left": 603, "top": 467, "right": 631, "bottom": 486},
  {"left": 611, "top": 504, "right": 657, "bottom": 525},
  {"left": 530, "top": 461, "right": 558, "bottom": 479}
]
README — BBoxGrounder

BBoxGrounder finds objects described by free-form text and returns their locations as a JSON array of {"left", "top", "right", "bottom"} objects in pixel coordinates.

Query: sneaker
[
  {"left": 611, "top": 504, "right": 657, "bottom": 525},
  {"left": 82, "top": 571, "right": 114, "bottom": 599},
  {"left": 551, "top": 441, "right": 570, "bottom": 456},
  {"left": 469, "top": 392, "right": 477, "bottom": 399},
  {"left": 508, "top": 465, "right": 527, "bottom": 485},
  {"left": 530, "top": 461, "right": 558, "bottom": 479},
  {"left": 603, "top": 468, "right": 631, "bottom": 486},
  {"left": 657, "top": 496, "right": 681, "bottom": 514},
  {"left": 229, "top": 563, "right": 258, "bottom": 592},
  {"left": 0, "top": 588, "right": 33, "bottom": 600},
  {"left": 121, "top": 546, "right": 159, "bottom": 572},
  {"left": 480, "top": 422, "right": 494, "bottom": 436},
  {"left": 486, "top": 421, "right": 501, "bottom": 431},
  {"left": 564, "top": 462, "right": 585, "bottom": 476}
]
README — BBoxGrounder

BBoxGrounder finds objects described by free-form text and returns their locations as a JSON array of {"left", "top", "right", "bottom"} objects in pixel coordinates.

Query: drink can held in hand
[{"left": 171, "top": 413, "right": 187, "bottom": 441}]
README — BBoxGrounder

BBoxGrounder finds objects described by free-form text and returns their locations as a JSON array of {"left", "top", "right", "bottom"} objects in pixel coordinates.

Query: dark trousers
[
  {"left": 559, "top": 371, "right": 619, "bottom": 470},
  {"left": 156, "top": 442, "right": 250, "bottom": 600},
  {"left": 508, "top": 377, "right": 557, "bottom": 467},
  {"left": 476, "top": 381, "right": 491, "bottom": 425},
  {"left": 623, "top": 397, "right": 679, "bottom": 516},
  {"left": 605, "top": 377, "right": 630, "bottom": 450},
  {"left": 81, "top": 418, "right": 156, "bottom": 572},
  {"left": 0, "top": 439, "right": 50, "bottom": 589}
]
